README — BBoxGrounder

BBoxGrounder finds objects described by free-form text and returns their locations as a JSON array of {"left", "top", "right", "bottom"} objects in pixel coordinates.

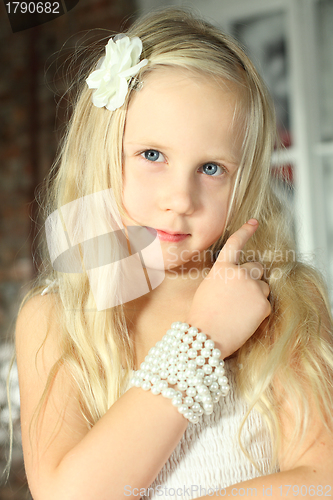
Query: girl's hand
[{"left": 186, "top": 220, "right": 271, "bottom": 358}]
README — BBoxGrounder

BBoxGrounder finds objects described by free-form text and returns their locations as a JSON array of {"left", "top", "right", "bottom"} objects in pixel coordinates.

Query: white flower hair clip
[{"left": 86, "top": 34, "right": 148, "bottom": 111}]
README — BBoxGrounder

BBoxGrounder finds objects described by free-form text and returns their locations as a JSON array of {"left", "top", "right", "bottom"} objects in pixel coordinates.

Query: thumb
[{"left": 217, "top": 219, "right": 259, "bottom": 266}]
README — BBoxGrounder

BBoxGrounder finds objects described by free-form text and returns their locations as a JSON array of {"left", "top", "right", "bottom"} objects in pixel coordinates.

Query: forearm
[
  {"left": 39, "top": 387, "right": 187, "bottom": 500},
  {"left": 196, "top": 467, "right": 332, "bottom": 499}
]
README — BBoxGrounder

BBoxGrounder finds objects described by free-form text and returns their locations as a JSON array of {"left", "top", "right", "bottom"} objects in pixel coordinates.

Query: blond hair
[{"left": 13, "top": 7, "right": 333, "bottom": 475}]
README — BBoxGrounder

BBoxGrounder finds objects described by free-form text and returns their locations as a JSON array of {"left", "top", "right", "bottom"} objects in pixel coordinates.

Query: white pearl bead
[
  {"left": 192, "top": 340, "right": 203, "bottom": 350},
  {"left": 171, "top": 322, "right": 182, "bottom": 329},
  {"left": 187, "top": 377, "right": 196, "bottom": 387},
  {"left": 191, "top": 402, "right": 201, "bottom": 412},
  {"left": 159, "top": 361, "right": 169, "bottom": 370},
  {"left": 215, "top": 366, "right": 225, "bottom": 376},
  {"left": 157, "top": 380, "right": 168, "bottom": 391},
  {"left": 201, "top": 348, "right": 211, "bottom": 358},
  {"left": 149, "top": 347, "right": 158, "bottom": 356},
  {"left": 175, "top": 330, "right": 184, "bottom": 340},
  {"left": 203, "top": 402, "right": 214, "bottom": 414},
  {"left": 220, "top": 385, "right": 230, "bottom": 396},
  {"left": 171, "top": 339, "right": 180, "bottom": 347},
  {"left": 178, "top": 353, "right": 188, "bottom": 363},
  {"left": 196, "top": 356, "right": 205, "bottom": 366},
  {"left": 183, "top": 409, "right": 194, "bottom": 419},
  {"left": 178, "top": 372, "right": 187, "bottom": 381},
  {"left": 182, "top": 334, "right": 193, "bottom": 344},
  {"left": 184, "top": 396, "right": 194, "bottom": 407},
  {"left": 197, "top": 384, "right": 209, "bottom": 396},
  {"left": 218, "top": 376, "right": 228, "bottom": 385},
  {"left": 150, "top": 375, "right": 161, "bottom": 385},
  {"left": 167, "top": 375, "right": 178, "bottom": 385},
  {"left": 219, "top": 359, "right": 225, "bottom": 366},
  {"left": 177, "top": 381, "right": 188, "bottom": 391},
  {"left": 166, "top": 329, "right": 177, "bottom": 336},
  {"left": 141, "top": 381, "right": 151, "bottom": 391},
  {"left": 203, "top": 364, "right": 213, "bottom": 374},
  {"left": 205, "top": 339, "right": 215, "bottom": 349},
  {"left": 151, "top": 386, "right": 161, "bottom": 395},
  {"left": 208, "top": 358, "right": 219, "bottom": 367},
  {"left": 178, "top": 404, "right": 189, "bottom": 415},
  {"left": 188, "top": 326, "right": 199, "bottom": 335},
  {"left": 187, "top": 360, "right": 197, "bottom": 370},
  {"left": 203, "top": 376, "right": 213, "bottom": 386},
  {"left": 196, "top": 332, "right": 207, "bottom": 342},
  {"left": 215, "top": 389, "right": 222, "bottom": 398},
  {"left": 196, "top": 369, "right": 204, "bottom": 378},
  {"left": 177, "top": 362, "right": 187, "bottom": 372},
  {"left": 171, "top": 396, "right": 183, "bottom": 407},
  {"left": 140, "top": 362, "right": 149, "bottom": 370},
  {"left": 184, "top": 368, "right": 196, "bottom": 379},
  {"left": 186, "top": 387, "right": 197, "bottom": 397},
  {"left": 210, "top": 373, "right": 217, "bottom": 381},
  {"left": 212, "top": 348, "right": 221, "bottom": 358},
  {"left": 189, "top": 414, "right": 199, "bottom": 424},
  {"left": 134, "top": 377, "right": 143, "bottom": 387},
  {"left": 179, "top": 342, "right": 189, "bottom": 352},
  {"left": 169, "top": 348, "right": 178, "bottom": 357},
  {"left": 162, "top": 388, "right": 176, "bottom": 399},
  {"left": 201, "top": 394, "right": 213, "bottom": 404},
  {"left": 180, "top": 322, "right": 189, "bottom": 331},
  {"left": 212, "top": 394, "right": 220, "bottom": 404},
  {"left": 168, "top": 366, "right": 177, "bottom": 374},
  {"left": 210, "top": 382, "right": 219, "bottom": 392},
  {"left": 187, "top": 348, "right": 197, "bottom": 359},
  {"left": 168, "top": 356, "right": 178, "bottom": 366},
  {"left": 159, "top": 370, "right": 169, "bottom": 379},
  {"left": 195, "top": 406, "right": 204, "bottom": 416}
]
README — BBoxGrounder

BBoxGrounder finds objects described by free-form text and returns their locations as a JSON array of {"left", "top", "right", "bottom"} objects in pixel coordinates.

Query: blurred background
[{"left": 0, "top": 0, "right": 332, "bottom": 498}]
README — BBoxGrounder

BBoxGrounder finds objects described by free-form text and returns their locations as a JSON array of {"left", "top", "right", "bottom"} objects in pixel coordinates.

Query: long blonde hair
[{"left": 15, "top": 7, "right": 333, "bottom": 474}]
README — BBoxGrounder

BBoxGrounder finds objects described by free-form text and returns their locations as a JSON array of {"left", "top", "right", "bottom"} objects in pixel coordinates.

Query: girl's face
[{"left": 122, "top": 67, "right": 243, "bottom": 271}]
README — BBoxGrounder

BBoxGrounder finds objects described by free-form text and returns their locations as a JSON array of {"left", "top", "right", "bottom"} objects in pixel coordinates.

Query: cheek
[{"left": 122, "top": 172, "right": 151, "bottom": 218}]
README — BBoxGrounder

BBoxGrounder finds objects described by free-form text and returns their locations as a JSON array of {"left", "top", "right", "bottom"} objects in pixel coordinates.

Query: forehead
[{"left": 124, "top": 67, "right": 245, "bottom": 159}]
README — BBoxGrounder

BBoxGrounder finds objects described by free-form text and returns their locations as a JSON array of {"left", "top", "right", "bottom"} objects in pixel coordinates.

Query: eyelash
[{"left": 140, "top": 149, "right": 228, "bottom": 177}]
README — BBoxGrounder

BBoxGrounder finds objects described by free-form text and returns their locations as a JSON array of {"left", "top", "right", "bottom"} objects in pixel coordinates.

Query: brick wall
[{"left": 0, "top": 0, "right": 137, "bottom": 497}]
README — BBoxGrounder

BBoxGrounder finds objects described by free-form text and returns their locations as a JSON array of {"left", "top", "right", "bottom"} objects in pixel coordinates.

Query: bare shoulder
[{"left": 15, "top": 293, "right": 90, "bottom": 497}]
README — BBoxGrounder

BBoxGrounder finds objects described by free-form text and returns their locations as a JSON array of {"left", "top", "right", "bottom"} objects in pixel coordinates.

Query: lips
[
  {"left": 145, "top": 226, "right": 190, "bottom": 242},
  {"left": 146, "top": 227, "right": 190, "bottom": 235}
]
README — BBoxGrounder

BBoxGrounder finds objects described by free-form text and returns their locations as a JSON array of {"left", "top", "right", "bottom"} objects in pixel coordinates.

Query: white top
[{"left": 41, "top": 282, "right": 279, "bottom": 500}]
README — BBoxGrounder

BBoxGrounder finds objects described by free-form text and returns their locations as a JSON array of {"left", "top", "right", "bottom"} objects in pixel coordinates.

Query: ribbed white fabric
[
  {"left": 41, "top": 282, "right": 279, "bottom": 499},
  {"left": 126, "top": 358, "right": 279, "bottom": 500}
]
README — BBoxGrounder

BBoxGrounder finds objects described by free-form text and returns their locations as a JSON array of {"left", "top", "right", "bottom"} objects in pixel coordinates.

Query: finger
[
  {"left": 257, "top": 280, "right": 270, "bottom": 297},
  {"left": 217, "top": 219, "right": 259, "bottom": 265},
  {"left": 241, "top": 262, "right": 264, "bottom": 280}
]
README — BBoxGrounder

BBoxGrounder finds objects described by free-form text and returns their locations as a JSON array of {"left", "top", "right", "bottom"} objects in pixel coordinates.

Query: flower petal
[
  {"left": 106, "top": 77, "right": 128, "bottom": 111},
  {"left": 118, "top": 58, "right": 148, "bottom": 79}
]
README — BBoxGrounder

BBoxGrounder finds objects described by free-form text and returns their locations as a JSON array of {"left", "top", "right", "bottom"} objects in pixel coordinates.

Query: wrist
[{"left": 129, "top": 321, "right": 230, "bottom": 424}]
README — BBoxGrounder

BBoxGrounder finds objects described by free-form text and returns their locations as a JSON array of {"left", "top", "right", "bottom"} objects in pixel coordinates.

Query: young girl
[{"left": 14, "top": 7, "right": 333, "bottom": 500}]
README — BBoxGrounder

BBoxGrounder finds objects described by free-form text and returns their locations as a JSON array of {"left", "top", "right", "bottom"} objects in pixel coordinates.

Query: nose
[{"left": 159, "top": 171, "right": 196, "bottom": 215}]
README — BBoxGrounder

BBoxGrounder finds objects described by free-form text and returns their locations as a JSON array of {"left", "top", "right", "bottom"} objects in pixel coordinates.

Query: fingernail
[{"left": 247, "top": 219, "right": 258, "bottom": 226}]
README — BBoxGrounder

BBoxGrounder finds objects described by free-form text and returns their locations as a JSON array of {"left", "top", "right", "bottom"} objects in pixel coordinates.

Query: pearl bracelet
[{"left": 129, "top": 322, "right": 230, "bottom": 424}]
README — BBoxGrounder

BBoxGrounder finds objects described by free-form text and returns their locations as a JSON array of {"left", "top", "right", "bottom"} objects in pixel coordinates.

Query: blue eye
[
  {"left": 142, "top": 150, "right": 164, "bottom": 162},
  {"left": 202, "top": 163, "right": 226, "bottom": 176}
]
